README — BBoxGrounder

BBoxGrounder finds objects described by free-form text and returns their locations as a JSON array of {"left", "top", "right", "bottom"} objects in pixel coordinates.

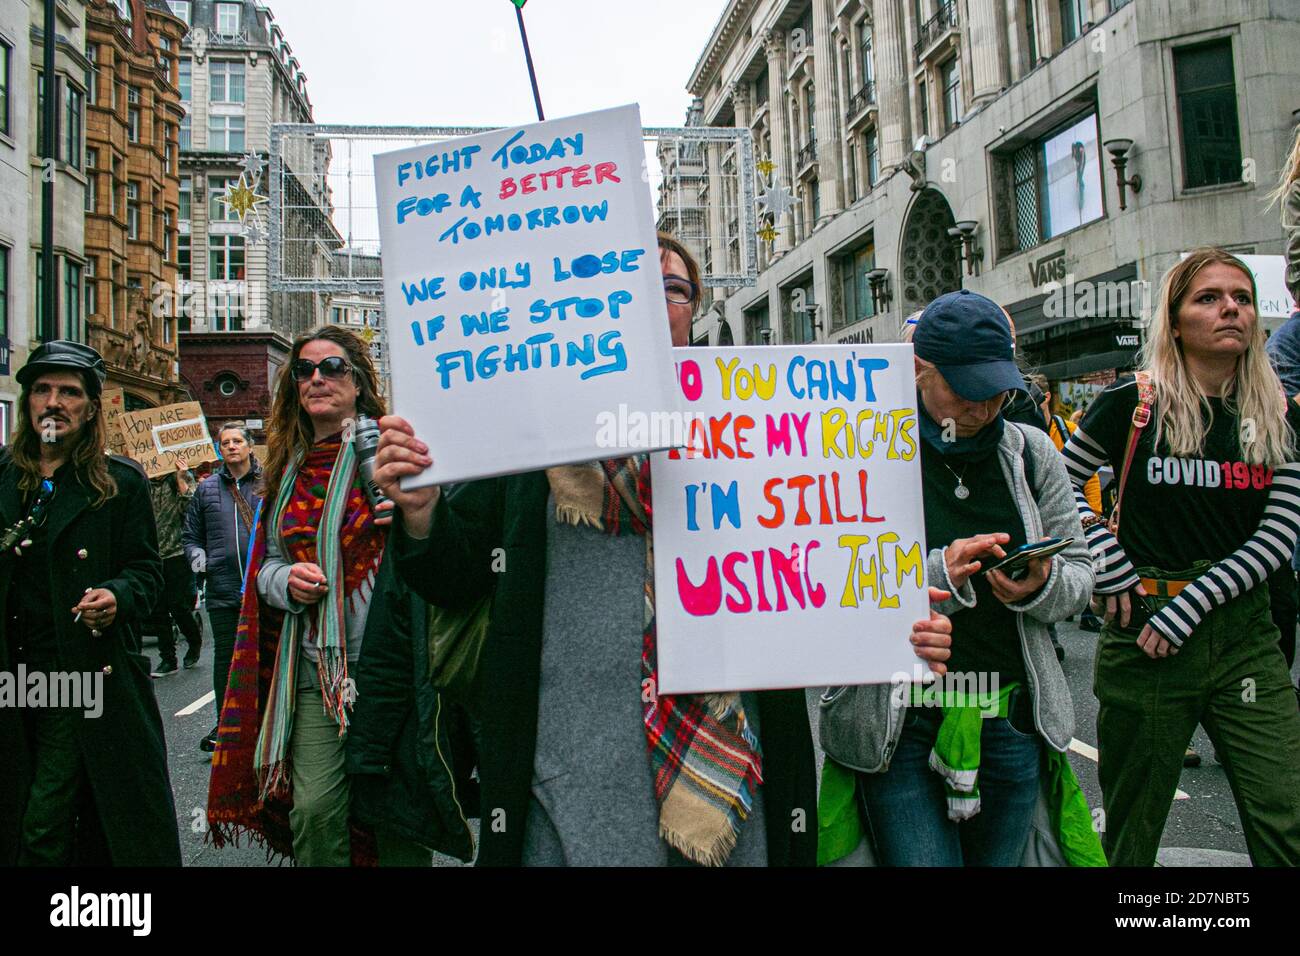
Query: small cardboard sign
[
  {"left": 101, "top": 388, "right": 128, "bottom": 456},
  {"left": 114, "top": 401, "right": 219, "bottom": 478}
]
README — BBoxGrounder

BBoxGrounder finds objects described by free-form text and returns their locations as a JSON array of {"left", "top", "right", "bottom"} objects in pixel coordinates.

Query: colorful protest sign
[
  {"left": 373, "top": 104, "right": 683, "bottom": 486},
  {"left": 101, "top": 388, "right": 128, "bottom": 456},
  {"left": 114, "top": 402, "right": 219, "bottom": 479},
  {"left": 650, "top": 345, "right": 928, "bottom": 694}
]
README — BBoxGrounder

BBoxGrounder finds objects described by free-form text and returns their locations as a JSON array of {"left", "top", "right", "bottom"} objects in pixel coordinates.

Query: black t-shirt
[
  {"left": 1078, "top": 378, "right": 1300, "bottom": 571},
  {"left": 921, "top": 441, "right": 1028, "bottom": 686}
]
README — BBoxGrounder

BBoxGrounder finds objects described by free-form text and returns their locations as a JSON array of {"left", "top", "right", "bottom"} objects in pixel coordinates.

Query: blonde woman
[{"left": 1062, "top": 248, "right": 1300, "bottom": 866}]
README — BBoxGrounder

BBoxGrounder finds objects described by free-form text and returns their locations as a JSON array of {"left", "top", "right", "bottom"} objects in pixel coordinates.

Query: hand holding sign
[
  {"left": 912, "top": 587, "right": 955, "bottom": 676},
  {"left": 374, "top": 416, "right": 439, "bottom": 539}
]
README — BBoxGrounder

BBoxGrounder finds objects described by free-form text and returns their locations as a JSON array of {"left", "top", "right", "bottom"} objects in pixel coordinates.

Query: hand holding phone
[{"left": 980, "top": 537, "right": 1073, "bottom": 580}]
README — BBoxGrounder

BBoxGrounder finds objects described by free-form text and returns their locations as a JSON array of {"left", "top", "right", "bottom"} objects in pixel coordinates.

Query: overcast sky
[{"left": 263, "top": 0, "right": 730, "bottom": 128}]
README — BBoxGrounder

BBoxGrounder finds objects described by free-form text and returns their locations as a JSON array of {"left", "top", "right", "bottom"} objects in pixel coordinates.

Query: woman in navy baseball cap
[{"left": 842, "top": 289, "right": 1096, "bottom": 866}]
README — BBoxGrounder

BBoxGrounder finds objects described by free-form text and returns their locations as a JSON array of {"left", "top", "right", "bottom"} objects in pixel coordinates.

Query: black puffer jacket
[
  {"left": 183, "top": 459, "right": 263, "bottom": 609},
  {"left": 345, "top": 548, "right": 478, "bottom": 863}
]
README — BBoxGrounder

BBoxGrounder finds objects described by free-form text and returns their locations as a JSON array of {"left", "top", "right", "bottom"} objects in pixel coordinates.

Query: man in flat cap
[{"left": 0, "top": 341, "right": 181, "bottom": 865}]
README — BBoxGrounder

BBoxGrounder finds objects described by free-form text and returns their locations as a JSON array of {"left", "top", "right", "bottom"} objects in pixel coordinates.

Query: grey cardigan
[{"left": 820, "top": 421, "right": 1095, "bottom": 772}]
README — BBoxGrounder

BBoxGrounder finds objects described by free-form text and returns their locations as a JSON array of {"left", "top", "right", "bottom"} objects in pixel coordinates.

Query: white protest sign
[
  {"left": 651, "top": 345, "right": 928, "bottom": 694},
  {"left": 1237, "top": 254, "right": 1292, "bottom": 319},
  {"left": 374, "top": 104, "right": 683, "bottom": 486},
  {"left": 1181, "top": 252, "right": 1293, "bottom": 319}
]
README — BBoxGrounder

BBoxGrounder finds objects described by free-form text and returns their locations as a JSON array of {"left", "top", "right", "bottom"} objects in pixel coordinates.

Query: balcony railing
[
  {"left": 914, "top": 1, "right": 959, "bottom": 60},
  {"left": 846, "top": 81, "right": 876, "bottom": 119},
  {"left": 207, "top": 28, "right": 250, "bottom": 47},
  {"left": 797, "top": 140, "right": 818, "bottom": 171}
]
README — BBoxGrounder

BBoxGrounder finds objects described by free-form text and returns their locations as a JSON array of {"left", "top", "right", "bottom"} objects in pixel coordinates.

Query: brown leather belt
[{"left": 1140, "top": 577, "right": 1190, "bottom": 598}]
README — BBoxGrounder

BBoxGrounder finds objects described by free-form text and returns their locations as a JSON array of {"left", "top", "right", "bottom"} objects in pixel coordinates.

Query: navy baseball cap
[{"left": 912, "top": 290, "right": 1027, "bottom": 401}]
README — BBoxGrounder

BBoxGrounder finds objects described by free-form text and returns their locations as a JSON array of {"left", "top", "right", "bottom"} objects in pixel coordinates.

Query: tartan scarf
[
  {"left": 206, "top": 434, "right": 383, "bottom": 864},
  {"left": 545, "top": 457, "right": 763, "bottom": 867}
]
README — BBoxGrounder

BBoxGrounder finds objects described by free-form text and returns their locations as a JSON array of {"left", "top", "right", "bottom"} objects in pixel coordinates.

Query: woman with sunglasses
[
  {"left": 373, "top": 233, "right": 957, "bottom": 866},
  {"left": 1062, "top": 248, "right": 1300, "bottom": 866},
  {"left": 207, "top": 325, "right": 474, "bottom": 866}
]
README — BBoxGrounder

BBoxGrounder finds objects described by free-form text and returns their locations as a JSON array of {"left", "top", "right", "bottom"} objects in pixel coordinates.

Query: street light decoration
[
  {"left": 218, "top": 174, "right": 268, "bottom": 222},
  {"left": 238, "top": 151, "right": 267, "bottom": 184},
  {"left": 757, "top": 181, "right": 796, "bottom": 219}
]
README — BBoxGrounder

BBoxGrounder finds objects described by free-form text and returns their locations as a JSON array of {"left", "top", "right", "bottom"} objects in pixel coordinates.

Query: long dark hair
[
  {"left": 9, "top": 374, "right": 117, "bottom": 507},
  {"left": 263, "top": 325, "right": 386, "bottom": 508}
]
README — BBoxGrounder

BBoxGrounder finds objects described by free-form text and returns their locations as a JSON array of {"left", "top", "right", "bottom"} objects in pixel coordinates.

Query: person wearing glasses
[
  {"left": 207, "top": 325, "right": 474, "bottom": 866},
  {"left": 372, "top": 233, "right": 957, "bottom": 867},
  {"left": 0, "top": 342, "right": 180, "bottom": 866}
]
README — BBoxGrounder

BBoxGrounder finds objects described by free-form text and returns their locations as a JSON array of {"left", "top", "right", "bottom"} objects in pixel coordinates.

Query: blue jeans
[{"left": 857, "top": 697, "right": 1042, "bottom": 866}]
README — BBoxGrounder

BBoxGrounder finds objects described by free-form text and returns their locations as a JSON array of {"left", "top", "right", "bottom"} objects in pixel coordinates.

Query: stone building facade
[
  {"left": 170, "top": 0, "right": 337, "bottom": 428},
  {"left": 682, "top": 0, "right": 1300, "bottom": 407},
  {"left": 84, "top": 0, "right": 188, "bottom": 409},
  {"left": 0, "top": 0, "right": 89, "bottom": 440}
]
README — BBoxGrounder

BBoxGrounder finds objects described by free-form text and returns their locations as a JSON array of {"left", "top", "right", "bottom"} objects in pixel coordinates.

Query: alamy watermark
[
  {"left": 889, "top": 665, "right": 1003, "bottom": 718},
  {"left": 0, "top": 666, "right": 104, "bottom": 718},
  {"left": 595, "top": 402, "right": 707, "bottom": 449},
  {"left": 1042, "top": 273, "right": 1155, "bottom": 327}
]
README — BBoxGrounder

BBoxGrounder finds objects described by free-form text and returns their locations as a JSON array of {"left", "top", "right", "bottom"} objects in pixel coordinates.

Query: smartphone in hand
[{"left": 980, "top": 538, "right": 1073, "bottom": 580}]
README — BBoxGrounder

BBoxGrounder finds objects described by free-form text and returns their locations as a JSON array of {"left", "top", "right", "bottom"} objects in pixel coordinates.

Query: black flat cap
[{"left": 17, "top": 341, "right": 109, "bottom": 396}]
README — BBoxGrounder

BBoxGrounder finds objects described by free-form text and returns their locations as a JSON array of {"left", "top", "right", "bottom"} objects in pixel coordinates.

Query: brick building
[
  {"left": 176, "top": 326, "right": 285, "bottom": 432},
  {"left": 84, "top": 0, "right": 188, "bottom": 409},
  {"left": 169, "top": 0, "right": 336, "bottom": 435}
]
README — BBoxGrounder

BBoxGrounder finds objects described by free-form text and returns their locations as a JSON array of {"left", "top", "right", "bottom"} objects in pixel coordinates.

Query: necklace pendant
[{"left": 954, "top": 483, "right": 971, "bottom": 500}]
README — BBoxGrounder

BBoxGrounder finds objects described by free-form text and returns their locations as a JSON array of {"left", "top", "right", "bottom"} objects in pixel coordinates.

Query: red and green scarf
[
  {"left": 546, "top": 457, "right": 763, "bottom": 866},
  {"left": 207, "top": 434, "right": 384, "bottom": 863}
]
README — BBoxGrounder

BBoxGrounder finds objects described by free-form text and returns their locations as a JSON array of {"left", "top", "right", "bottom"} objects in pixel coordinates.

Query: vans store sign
[{"left": 1029, "top": 249, "right": 1068, "bottom": 287}]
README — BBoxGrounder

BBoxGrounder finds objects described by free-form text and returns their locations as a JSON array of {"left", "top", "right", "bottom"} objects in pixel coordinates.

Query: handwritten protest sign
[
  {"left": 373, "top": 104, "right": 683, "bottom": 485},
  {"left": 114, "top": 402, "right": 219, "bottom": 479},
  {"left": 650, "top": 346, "right": 928, "bottom": 694},
  {"left": 101, "top": 388, "right": 128, "bottom": 456}
]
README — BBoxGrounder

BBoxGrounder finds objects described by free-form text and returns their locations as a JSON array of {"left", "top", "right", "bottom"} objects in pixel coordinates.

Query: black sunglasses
[{"left": 291, "top": 356, "right": 353, "bottom": 382}]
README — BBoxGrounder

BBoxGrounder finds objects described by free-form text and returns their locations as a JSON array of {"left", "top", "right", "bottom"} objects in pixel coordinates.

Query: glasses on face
[
  {"left": 664, "top": 275, "right": 698, "bottom": 306},
  {"left": 291, "top": 356, "right": 352, "bottom": 382}
]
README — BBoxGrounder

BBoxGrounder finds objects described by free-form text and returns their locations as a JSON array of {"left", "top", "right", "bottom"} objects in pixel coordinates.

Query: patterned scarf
[
  {"left": 207, "top": 434, "right": 383, "bottom": 863},
  {"left": 546, "top": 457, "right": 763, "bottom": 867}
]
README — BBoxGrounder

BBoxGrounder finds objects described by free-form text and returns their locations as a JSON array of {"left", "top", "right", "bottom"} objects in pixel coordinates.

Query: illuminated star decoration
[
  {"left": 757, "top": 181, "right": 797, "bottom": 220},
  {"left": 757, "top": 224, "right": 778, "bottom": 244},
  {"left": 756, "top": 157, "right": 776, "bottom": 177},
  {"left": 238, "top": 150, "right": 266, "bottom": 185},
  {"left": 219, "top": 174, "right": 269, "bottom": 222},
  {"left": 242, "top": 217, "right": 266, "bottom": 246},
  {"left": 358, "top": 327, "right": 376, "bottom": 345}
]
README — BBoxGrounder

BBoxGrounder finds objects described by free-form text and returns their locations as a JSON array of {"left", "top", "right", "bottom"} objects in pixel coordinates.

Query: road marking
[
  {"left": 176, "top": 691, "right": 215, "bottom": 717},
  {"left": 1069, "top": 738, "right": 1190, "bottom": 801}
]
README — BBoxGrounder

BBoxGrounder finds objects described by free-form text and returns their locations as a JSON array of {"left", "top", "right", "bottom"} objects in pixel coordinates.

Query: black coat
[
  {"left": 183, "top": 459, "right": 263, "bottom": 609},
  {"left": 0, "top": 450, "right": 182, "bottom": 865},
  {"left": 344, "top": 548, "right": 477, "bottom": 862},
  {"left": 391, "top": 473, "right": 818, "bottom": 867}
]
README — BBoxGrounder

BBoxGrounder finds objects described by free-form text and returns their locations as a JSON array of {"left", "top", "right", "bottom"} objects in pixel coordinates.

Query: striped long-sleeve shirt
[{"left": 1061, "top": 380, "right": 1300, "bottom": 647}]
